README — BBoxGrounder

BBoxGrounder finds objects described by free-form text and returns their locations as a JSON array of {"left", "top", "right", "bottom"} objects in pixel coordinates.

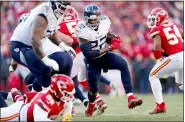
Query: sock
[
  {"left": 79, "top": 81, "right": 89, "bottom": 91},
  {"left": 88, "top": 92, "right": 96, "bottom": 103},
  {"left": 127, "top": 93, "right": 134, "bottom": 101},
  {"left": 95, "top": 93, "right": 102, "bottom": 102},
  {"left": 179, "top": 85, "right": 183, "bottom": 91},
  {"left": 100, "top": 76, "right": 111, "bottom": 86},
  {"left": 149, "top": 76, "right": 163, "bottom": 104},
  {"left": 83, "top": 99, "right": 89, "bottom": 107},
  {"left": 0, "top": 93, "right": 8, "bottom": 108}
]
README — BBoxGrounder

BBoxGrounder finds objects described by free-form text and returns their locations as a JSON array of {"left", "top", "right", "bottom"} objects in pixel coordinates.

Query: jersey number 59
[{"left": 163, "top": 25, "right": 183, "bottom": 45}]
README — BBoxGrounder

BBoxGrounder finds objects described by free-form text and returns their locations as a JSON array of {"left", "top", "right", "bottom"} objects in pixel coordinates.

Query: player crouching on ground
[
  {"left": 147, "top": 8, "right": 183, "bottom": 114},
  {"left": 0, "top": 74, "right": 75, "bottom": 122}
]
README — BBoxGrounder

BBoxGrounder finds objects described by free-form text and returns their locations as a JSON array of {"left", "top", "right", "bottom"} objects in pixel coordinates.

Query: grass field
[{"left": 63, "top": 94, "right": 183, "bottom": 121}]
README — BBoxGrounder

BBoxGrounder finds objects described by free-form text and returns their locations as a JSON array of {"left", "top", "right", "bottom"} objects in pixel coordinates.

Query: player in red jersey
[
  {"left": 147, "top": 8, "right": 183, "bottom": 114},
  {"left": 0, "top": 74, "right": 75, "bottom": 121}
]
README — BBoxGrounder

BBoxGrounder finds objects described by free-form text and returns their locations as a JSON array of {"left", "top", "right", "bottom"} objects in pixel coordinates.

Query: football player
[
  {"left": 147, "top": 8, "right": 183, "bottom": 114},
  {"left": 9, "top": 1, "right": 73, "bottom": 91},
  {"left": 59, "top": 6, "right": 121, "bottom": 115},
  {"left": 75, "top": 4, "right": 143, "bottom": 117},
  {"left": 0, "top": 74, "right": 75, "bottom": 121}
]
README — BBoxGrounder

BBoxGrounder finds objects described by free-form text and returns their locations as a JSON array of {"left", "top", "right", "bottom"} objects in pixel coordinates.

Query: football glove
[
  {"left": 108, "top": 36, "right": 121, "bottom": 50},
  {"left": 42, "top": 56, "right": 59, "bottom": 71},
  {"left": 62, "top": 114, "right": 72, "bottom": 122},
  {"left": 9, "top": 65, "right": 14, "bottom": 72},
  {"left": 59, "top": 42, "right": 77, "bottom": 59}
]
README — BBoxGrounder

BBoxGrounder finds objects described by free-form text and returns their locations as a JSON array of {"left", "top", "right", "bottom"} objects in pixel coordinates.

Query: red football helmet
[
  {"left": 50, "top": 74, "right": 75, "bottom": 102},
  {"left": 64, "top": 6, "right": 79, "bottom": 20},
  {"left": 147, "top": 8, "right": 168, "bottom": 28}
]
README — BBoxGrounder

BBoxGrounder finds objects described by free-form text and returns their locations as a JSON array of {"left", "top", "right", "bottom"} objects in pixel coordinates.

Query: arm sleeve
[
  {"left": 61, "top": 101, "right": 73, "bottom": 117},
  {"left": 80, "top": 42, "right": 100, "bottom": 59},
  {"left": 33, "top": 104, "right": 52, "bottom": 121}
]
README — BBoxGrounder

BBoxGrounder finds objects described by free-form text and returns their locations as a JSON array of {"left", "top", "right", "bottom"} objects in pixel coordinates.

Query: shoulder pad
[
  {"left": 100, "top": 15, "right": 111, "bottom": 25},
  {"left": 74, "top": 23, "right": 90, "bottom": 40},
  {"left": 150, "top": 26, "right": 161, "bottom": 38}
]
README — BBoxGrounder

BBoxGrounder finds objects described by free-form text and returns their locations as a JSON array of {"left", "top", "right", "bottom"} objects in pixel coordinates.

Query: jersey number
[
  {"left": 46, "top": 95, "right": 54, "bottom": 105},
  {"left": 91, "top": 36, "right": 106, "bottom": 49},
  {"left": 163, "top": 25, "right": 183, "bottom": 45},
  {"left": 66, "top": 21, "right": 78, "bottom": 38}
]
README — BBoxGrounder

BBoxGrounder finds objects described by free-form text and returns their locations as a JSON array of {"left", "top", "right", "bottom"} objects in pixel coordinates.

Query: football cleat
[
  {"left": 149, "top": 102, "right": 166, "bottom": 114},
  {"left": 11, "top": 88, "right": 24, "bottom": 102},
  {"left": 128, "top": 95, "right": 143, "bottom": 109},
  {"left": 96, "top": 99, "right": 107, "bottom": 115},
  {"left": 85, "top": 102, "right": 95, "bottom": 117}
]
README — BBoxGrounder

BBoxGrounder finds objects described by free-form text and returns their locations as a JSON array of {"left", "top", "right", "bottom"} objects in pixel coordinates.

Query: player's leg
[
  {"left": 73, "top": 76, "right": 88, "bottom": 107},
  {"left": 9, "top": 42, "right": 52, "bottom": 89},
  {"left": 100, "top": 75, "right": 110, "bottom": 85},
  {"left": 100, "top": 75, "right": 118, "bottom": 92},
  {"left": 175, "top": 69, "right": 183, "bottom": 91},
  {"left": 24, "top": 72, "right": 36, "bottom": 91},
  {"left": 85, "top": 61, "right": 101, "bottom": 117},
  {"left": 103, "top": 52, "right": 142, "bottom": 109},
  {"left": 149, "top": 57, "right": 183, "bottom": 114},
  {"left": 48, "top": 52, "right": 73, "bottom": 76},
  {"left": 77, "top": 62, "right": 107, "bottom": 115},
  {"left": 0, "top": 101, "right": 24, "bottom": 121}
]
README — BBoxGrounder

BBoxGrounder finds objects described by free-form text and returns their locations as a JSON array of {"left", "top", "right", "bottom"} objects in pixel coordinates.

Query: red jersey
[
  {"left": 150, "top": 22, "right": 183, "bottom": 56},
  {"left": 58, "top": 19, "right": 82, "bottom": 54},
  {"left": 26, "top": 90, "right": 65, "bottom": 122}
]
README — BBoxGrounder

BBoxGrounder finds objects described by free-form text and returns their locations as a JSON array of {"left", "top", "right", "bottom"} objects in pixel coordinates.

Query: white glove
[
  {"left": 9, "top": 65, "right": 14, "bottom": 72},
  {"left": 59, "top": 42, "right": 76, "bottom": 58},
  {"left": 42, "top": 56, "right": 59, "bottom": 71}
]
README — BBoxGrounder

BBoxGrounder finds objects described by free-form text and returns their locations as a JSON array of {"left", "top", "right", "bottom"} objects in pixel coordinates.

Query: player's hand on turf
[
  {"left": 62, "top": 114, "right": 72, "bottom": 122},
  {"left": 108, "top": 36, "right": 121, "bottom": 50},
  {"left": 42, "top": 56, "right": 59, "bottom": 71}
]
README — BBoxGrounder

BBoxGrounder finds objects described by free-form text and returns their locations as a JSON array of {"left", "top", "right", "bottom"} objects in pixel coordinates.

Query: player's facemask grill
[
  {"left": 147, "top": 15, "right": 157, "bottom": 28},
  {"left": 51, "top": 1, "right": 70, "bottom": 21},
  {"left": 85, "top": 15, "right": 100, "bottom": 30}
]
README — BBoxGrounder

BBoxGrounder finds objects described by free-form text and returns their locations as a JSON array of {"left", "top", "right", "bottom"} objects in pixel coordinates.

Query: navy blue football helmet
[
  {"left": 50, "top": 0, "right": 71, "bottom": 20},
  {"left": 84, "top": 4, "right": 101, "bottom": 30}
]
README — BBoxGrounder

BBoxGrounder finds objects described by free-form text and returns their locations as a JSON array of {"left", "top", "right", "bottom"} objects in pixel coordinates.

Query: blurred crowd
[{"left": 1, "top": 1, "right": 183, "bottom": 94}]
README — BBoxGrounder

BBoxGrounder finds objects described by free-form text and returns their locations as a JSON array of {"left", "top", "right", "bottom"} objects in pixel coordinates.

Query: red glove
[{"left": 108, "top": 36, "right": 122, "bottom": 50}]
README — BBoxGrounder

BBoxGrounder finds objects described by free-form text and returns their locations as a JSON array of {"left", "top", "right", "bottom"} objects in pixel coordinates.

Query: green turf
[{"left": 62, "top": 94, "right": 183, "bottom": 121}]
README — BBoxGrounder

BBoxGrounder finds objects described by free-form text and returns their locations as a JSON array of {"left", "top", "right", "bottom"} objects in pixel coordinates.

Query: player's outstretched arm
[
  {"left": 152, "top": 35, "right": 162, "bottom": 60},
  {"left": 78, "top": 38, "right": 110, "bottom": 59},
  {"left": 49, "top": 31, "right": 73, "bottom": 46},
  {"left": 31, "top": 14, "right": 47, "bottom": 59}
]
